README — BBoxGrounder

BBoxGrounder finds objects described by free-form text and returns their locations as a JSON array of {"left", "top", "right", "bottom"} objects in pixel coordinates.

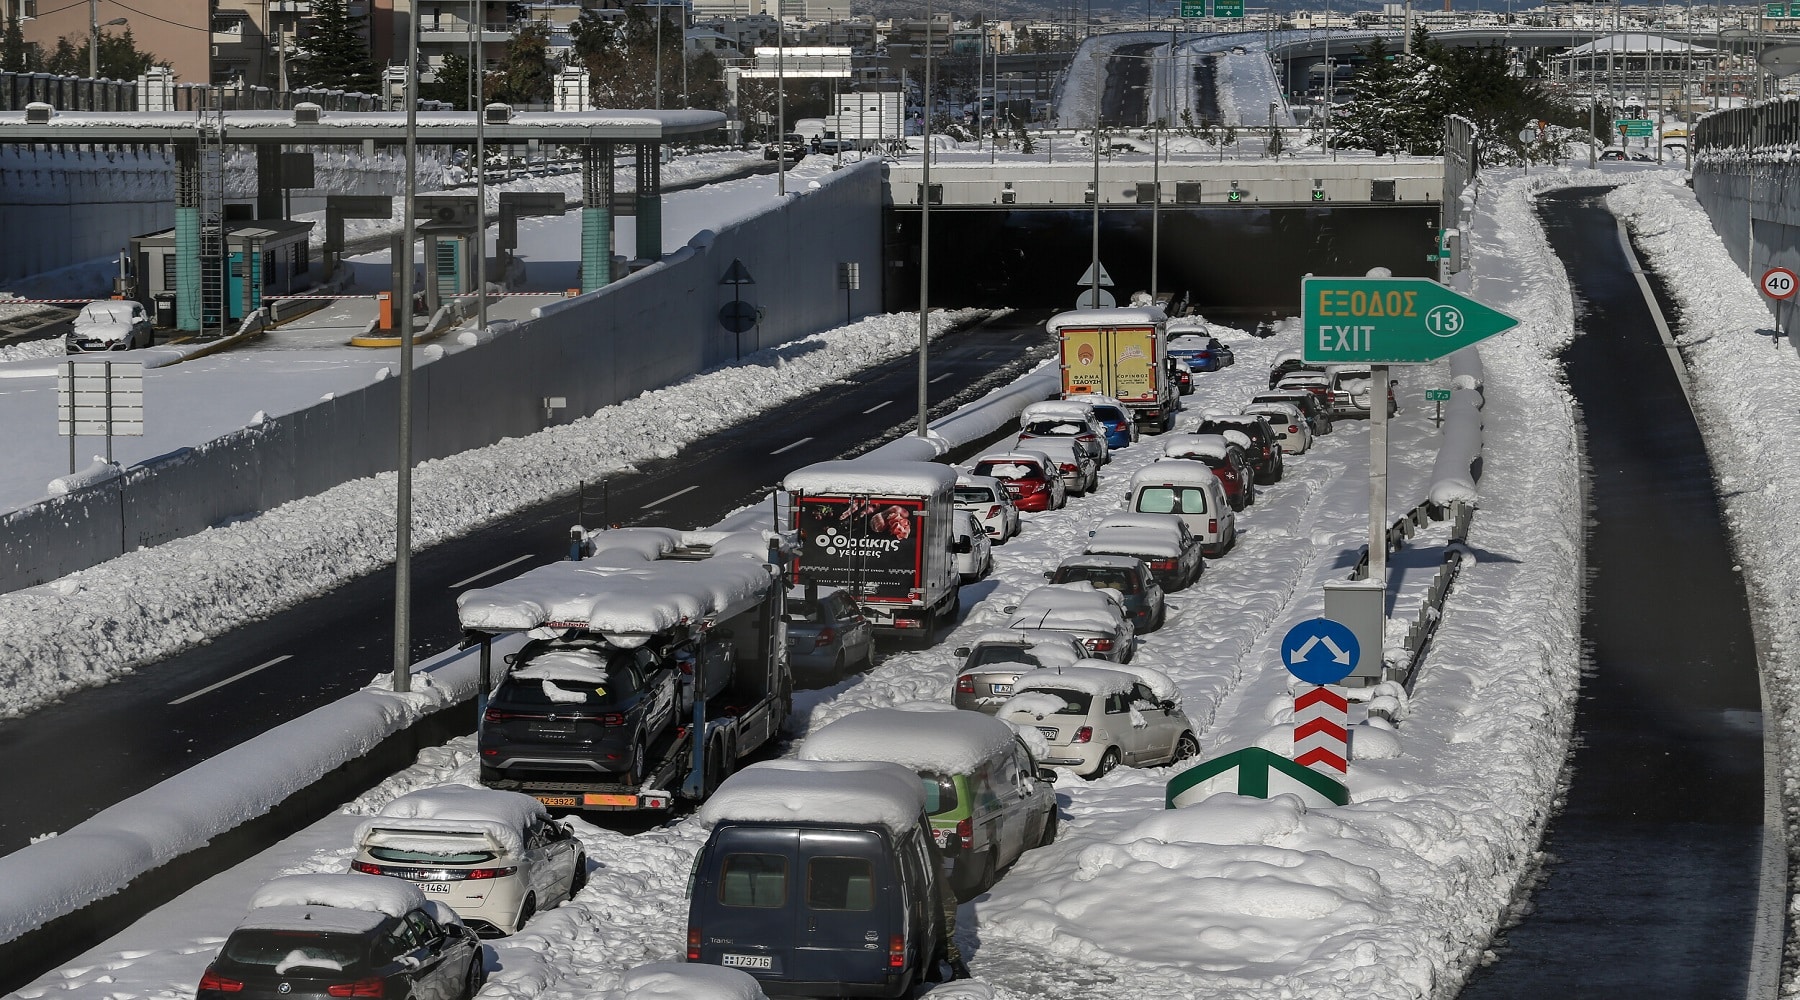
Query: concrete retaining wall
[
  {"left": 0, "top": 147, "right": 174, "bottom": 282},
  {"left": 0, "top": 160, "right": 885, "bottom": 593},
  {"left": 1690, "top": 161, "right": 1800, "bottom": 341}
]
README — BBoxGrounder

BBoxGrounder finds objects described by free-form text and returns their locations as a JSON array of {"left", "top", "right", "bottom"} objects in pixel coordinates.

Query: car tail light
[
  {"left": 464, "top": 866, "right": 519, "bottom": 880},
  {"left": 688, "top": 927, "right": 702, "bottom": 961},
  {"left": 893, "top": 618, "right": 919, "bottom": 629},
  {"left": 815, "top": 627, "right": 836, "bottom": 646},
  {"left": 956, "top": 675, "right": 976, "bottom": 694},
  {"left": 1114, "top": 422, "right": 1128, "bottom": 432},
  {"left": 1208, "top": 518, "right": 1218, "bottom": 534},
  {"left": 1060, "top": 463, "right": 1077, "bottom": 474},
  {"left": 327, "top": 979, "right": 385, "bottom": 998},
  {"left": 199, "top": 969, "right": 244, "bottom": 993},
  {"left": 1288, "top": 425, "right": 1299, "bottom": 433},
  {"left": 483, "top": 708, "right": 526, "bottom": 722},
  {"left": 1086, "top": 637, "right": 1114, "bottom": 653},
  {"left": 956, "top": 817, "right": 974, "bottom": 849},
  {"left": 1072, "top": 726, "right": 1094, "bottom": 744},
  {"left": 987, "top": 505, "right": 1002, "bottom": 519},
  {"left": 889, "top": 935, "right": 907, "bottom": 968},
  {"left": 1149, "top": 559, "right": 1176, "bottom": 571},
  {"left": 351, "top": 860, "right": 383, "bottom": 875}
]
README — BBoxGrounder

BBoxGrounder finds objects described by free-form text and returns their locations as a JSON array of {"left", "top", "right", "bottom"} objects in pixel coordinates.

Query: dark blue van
[{"left": 686, "top": 762, "right": 951, "bottom": 997}]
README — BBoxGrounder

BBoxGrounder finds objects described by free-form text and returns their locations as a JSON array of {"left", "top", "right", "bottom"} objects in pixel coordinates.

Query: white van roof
[
  {"left": 800, "top": 707, "right": 1019, "bottom": 775},
  {"left": 1131, "top": 459, "right": 1223, "bottom": 486},
  {"left": 783, "top": 460, "right": 956, "bottom": 498},
  {"left": 699, "top": 760, "right": 927, "bottom": 837}
]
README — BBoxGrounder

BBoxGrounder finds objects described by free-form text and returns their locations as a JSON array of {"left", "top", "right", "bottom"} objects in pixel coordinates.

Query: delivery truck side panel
[
  {"left": 790, "top": 492, "right": 958, "bottom": 635},
  {"left": 1059, "top": 324, "right": 1173, "bottom": 433}
]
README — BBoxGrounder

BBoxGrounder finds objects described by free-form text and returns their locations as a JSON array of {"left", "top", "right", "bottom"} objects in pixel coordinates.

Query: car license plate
[
  {"left": 721, "top": 954, "right": 772, "bottom": 970},
  {"left": 990, "top": 683, "right": 1013, "bottom": 695},
  {"left": 421, "top": 883, "right": 451, "bottom": 894},
  {"left": 534, "top": 795, "right": 578, "bottom": 808},
  {"left": 528, "top": 721, "right": 576, "bottom": 739},
  {"left": 1037, "top": 726, "right": 1060, "bottom": 741}
]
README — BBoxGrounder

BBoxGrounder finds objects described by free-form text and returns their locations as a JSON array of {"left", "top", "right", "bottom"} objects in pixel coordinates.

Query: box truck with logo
[{"left": 1049, "top": 307, "right": 1176, "bottom": 434}]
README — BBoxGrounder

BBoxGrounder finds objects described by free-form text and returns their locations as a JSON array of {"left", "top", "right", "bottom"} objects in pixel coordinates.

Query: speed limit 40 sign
[{"left": 1761, "top": 266, "right": 1797, "bottom": 300}]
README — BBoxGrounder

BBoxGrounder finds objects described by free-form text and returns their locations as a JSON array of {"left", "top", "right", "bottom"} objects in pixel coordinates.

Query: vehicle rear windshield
[
  {"left": 1023, "top": 420, "right": 1083, "bottom": 436},
  {"left": 954, "top": 487, "right": 996, "bottom": 504},
  {"left": 966, "top": 645, "right": 1040, "bottom": 669},
  {"left": 1053, "top": 567, "right": 1141, "bottom": 594},
  {"left": 1091, "top": 407, "right": 1126, "bottom": 423},
  {"left": 1028, "top": 689, "right": 1093, "bottom": 714},
  {"left": 806, "top": 857, "right": 876, "bottom": 912},
  {"left": 920, "top": 772, "right": 959, "bottom": 814},
  {"left": 720, "top": 853, "right": 788, "bottom": 908},
  {"left": 1136, "top": 486, "right": 1209, "bottom": 515},
  {"left": 367, "top": 845, "right": 498, "bottom": 865},
  {"left": 221, "top": 930, "right": 367, "bottom": 971}
]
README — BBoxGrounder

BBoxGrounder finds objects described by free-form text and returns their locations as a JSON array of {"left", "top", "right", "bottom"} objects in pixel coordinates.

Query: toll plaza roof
[{"left": 0, "top": 107, "right": 726, "bottom": 145}]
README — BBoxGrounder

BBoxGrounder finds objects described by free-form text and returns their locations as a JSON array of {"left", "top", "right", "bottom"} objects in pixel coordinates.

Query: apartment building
[{"left": 8, "top": 0, "right": 210, "bottom": 83}]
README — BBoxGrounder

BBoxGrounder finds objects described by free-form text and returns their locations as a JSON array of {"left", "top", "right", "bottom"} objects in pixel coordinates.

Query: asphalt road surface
[
  {"left": 1460, "top": 189, "right": 1768, "bottom": 996},
  {"left": 0, "top": 310, "right": 1056, "bottom": 855}
]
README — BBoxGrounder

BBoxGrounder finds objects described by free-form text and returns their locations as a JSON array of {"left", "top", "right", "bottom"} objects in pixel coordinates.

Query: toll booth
[{"left": 130, "top": 219, "right": 318, "bottom": 327}]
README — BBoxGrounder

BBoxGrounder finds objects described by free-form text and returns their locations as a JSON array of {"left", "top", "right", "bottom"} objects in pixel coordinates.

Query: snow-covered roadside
[
  {"left": 0, "top": 309, "right": 983, "bottom": 720},
  {"left": 1606, "top": 177, "right": 1800, "bottom": 992}
]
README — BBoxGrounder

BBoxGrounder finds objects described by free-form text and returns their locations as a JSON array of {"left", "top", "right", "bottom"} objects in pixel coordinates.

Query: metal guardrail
[{"left": 1694, "top": 96, "right": 1800, "bottom": 153}]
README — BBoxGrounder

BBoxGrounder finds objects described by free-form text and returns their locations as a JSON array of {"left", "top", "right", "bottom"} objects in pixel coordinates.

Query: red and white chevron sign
[{"left": 1293, "top": 684, "right": 1349, "bottom": 778}]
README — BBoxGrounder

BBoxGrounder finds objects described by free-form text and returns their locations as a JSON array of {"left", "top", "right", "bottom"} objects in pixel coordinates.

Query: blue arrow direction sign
[{"left": 1280, "top": 617, "right": 1360, "bottom": 686}]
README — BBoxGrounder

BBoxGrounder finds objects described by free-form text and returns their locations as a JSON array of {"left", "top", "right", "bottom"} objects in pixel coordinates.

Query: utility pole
[
  {"left": 917, "top": 0, "right": 935, "bottom": 437},
  {"left": 393, "top": 3, "right": 421, "bottom": 694}
]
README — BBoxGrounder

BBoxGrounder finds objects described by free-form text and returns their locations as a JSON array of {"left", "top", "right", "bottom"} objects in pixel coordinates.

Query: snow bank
[
  {"left": 612, "top": 962, "right": 766, "bottom": 1000},
  {"left": 800, "top": 706, "right": 1020, "bottom": 776},
  {"left": 249, "top": 872, "right": 425, "bottom": 920},
  {"left": 698, "top": 760, "right": 926, "bottom": 837},
  {"left": 45, "top": 459, "right": 121, "bottom": 496},
  {"left": 1427, "top": 349, "right": 1486, "bottom": 507}
]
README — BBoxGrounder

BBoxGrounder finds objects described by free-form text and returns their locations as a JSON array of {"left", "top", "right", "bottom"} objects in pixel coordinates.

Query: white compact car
[
  {"left": 952, "top": 509, "right": 994, "bottom": 583},
  {"left": 954, "top": 473, "right": 1021, "bottom": 542},
  {"left": 998, "top": 663, "right": 1197, "bottom": 779},
  {"left": 65, "top": 300, "right": 153, "bottom": 352},
  {"left": 350, "top": 784, "right": 586, "bottom": 937},
  {"left": 1243, "top": 401, "right": 1312, "bottom": 454}
]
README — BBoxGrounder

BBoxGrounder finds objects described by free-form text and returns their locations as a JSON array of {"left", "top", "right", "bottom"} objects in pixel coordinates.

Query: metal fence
[
  {"left": 0, "top": 71, "right": 392, "bottom": 114},
  {"left": 1443, "top": 114, "right": 1477, "bottom": 210},
  {"left": 1694, "top": 96, "right": 1800, "bottom": 152}
]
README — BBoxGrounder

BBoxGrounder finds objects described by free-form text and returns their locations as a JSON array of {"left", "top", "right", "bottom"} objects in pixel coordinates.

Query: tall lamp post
[
  {"left": 469, "top": 1, "right": 487, "bottom": 334},
  {"left": 917, "top": 2, "right": 935, "bottom": 436},
  {"left": 393, "top": 2, "right": 421, "bottom": 693},
  {"left": 88, "top": 1, "right": 127, "bottom": 79}
]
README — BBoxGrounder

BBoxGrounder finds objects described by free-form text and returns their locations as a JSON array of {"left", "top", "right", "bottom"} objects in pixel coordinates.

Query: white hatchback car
[
  {"left": 952, "top": 509, "right": 994, "bottom": 583},
  {"left": 350, "top": 784, "right": 586, "bottom": 937},
  {"left": 954, "top": 473, "right": 1021, "bottom": 543},
  {"left": 1242, "top": 401, "right": 1312, "bottom": 454},
  {"left": 998, "top": 663, "right": 1197, "bottom": 779}
]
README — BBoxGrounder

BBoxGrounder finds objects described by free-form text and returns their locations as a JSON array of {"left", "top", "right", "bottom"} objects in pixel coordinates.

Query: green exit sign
[
  {"left": 1768, "top": 2, "right": 1786, "bottom": 15},
  {"left": 1615, "top": 118, "right": 1654, "bottom": 136},
  {"left": 1426, "top": 389, "right": 1452, "bottom": 401},
  {"left": 1301, "top": 277, "right": 1521, "bottom": 364},
  {"left": 1180, "top": 0, "right": 1206, "bottom": 16},
  {"left": 1214, "top": 0, "right": 1245, "bottom": 15}
]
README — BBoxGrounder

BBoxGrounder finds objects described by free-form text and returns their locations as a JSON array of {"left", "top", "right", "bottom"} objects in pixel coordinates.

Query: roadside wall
[
  {"left": 0, "top": 147, "right": 174, "bottom": 283},
  {"left": 1690, "top": 99, "right": 1800, "bottom": 342},
  {"left": 0, "top": 160, "right": 885, "bottom": 593}
]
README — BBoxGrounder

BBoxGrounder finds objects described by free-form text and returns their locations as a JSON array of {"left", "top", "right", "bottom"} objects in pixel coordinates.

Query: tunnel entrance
[{"left": 883, "top": 204, "right": 1440, "bottom": 320}]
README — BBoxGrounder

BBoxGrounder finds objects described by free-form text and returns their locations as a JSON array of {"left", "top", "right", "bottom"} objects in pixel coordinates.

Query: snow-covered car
[
  {"left": 999, "top": 582, "right": 1136, "bottom": 663},
  {"left": 1047, "top": 553, "right": 1165, "bottom": 632},
  {"left": 1195, "top": 413, "right": 1284, "bottom": 485},
  {"left": 998, "top": 663, "right": 1198, "bottom": 779},
  {"left": 65, "top": 299, "right": 152, "bottom": 352},
  {"left": 1275, "top": 371, "right": 1334, "bottom": 412},
  {"left": 970, "top": 449, "right": 1066, "bottom": 512},
  {"left": 1161, "top": 432, "right": 1256, "bottom": 510},
  {"left": 1080, "top": 394, "right": 1139, "bottom": 448},
  {"left": 1326, "top": 365, "right": 1399, "bottom": 419},
  {"left": 1017, "top": 400, "right": 1110, "bottom": 466},
  {"left": 785, "top": 584, "right": 876, "bottom": 678},
  {"left": 1168, "top": 333, "right": 1230, "bottom": 372},
  {"left": 798, "top": 706, "right": 1058, "bottom": 898},
  {"left": 1084, "top": 511, "right": 1207, "bottom": 590},
  {"left": 1123, "top": 463, "right": 1236, "bottom": 558},
  {"left": 952, "top": 629, "right": 1092, "bottom": 713},
  {"left": 952, "top": 509, "right": 994, "bottom": 583},
  {"left": 1013, "top": 433, "right": 1099, "bottom": 496},
  {"left": 954, "top": 474, "right": 1021, "bottom": 542},
  {"left": 349, "top": 784, "right": 586, "bottom": 937},
  {"left": 1268, "top": 350, "right": 1325, "bottom": 389},
  {"left": 1252, "top": 388, "right": 1332, "bottom": 436},
  {"left": 1243, "top": 400, "right": 1312, "bottom": 454},
  {"left": 197, "top": 874, "right": 484, "bottom": 1000},
  {"left": 1600, "top": 146, "right": 1628, "bottom": 161}
]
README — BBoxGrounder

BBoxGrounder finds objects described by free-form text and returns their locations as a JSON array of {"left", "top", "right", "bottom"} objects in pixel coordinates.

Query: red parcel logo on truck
[{"left": 1060, "top": 326, "right": 1158, "bottom": 402}]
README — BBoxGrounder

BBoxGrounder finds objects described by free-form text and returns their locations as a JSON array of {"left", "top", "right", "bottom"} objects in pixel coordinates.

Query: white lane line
[
  {"left": 644, "top": 484, "right": 699, "bottom": 508},
  {"left": 170, "top": 655, "right": 293, "bottom": 706},
  {"left": 862, "top": 400, "right": 894, "bottom": 415},
  {"left": 1009, "top": 333, "right": 1025, "bottom": 341},
  {"left": 770, "top": 437, "right": 814, "bottom": 455},
  {"left": 449, "top": 554, "right": 534, "bottom": 590},
  {"left": 929, "top": 372, "right": 955, "bottom": 383}
]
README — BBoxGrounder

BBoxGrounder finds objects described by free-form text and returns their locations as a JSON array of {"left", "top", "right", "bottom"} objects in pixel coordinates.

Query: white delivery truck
[
  {"left": 1049, "top": 307, "right": 1177, "bottom": 434},
  {"left": 783, "top": 460, "right": 965, "bottom": 643},
  {"left": 457, "top": 527, "right": 792, "bottom": 813}
]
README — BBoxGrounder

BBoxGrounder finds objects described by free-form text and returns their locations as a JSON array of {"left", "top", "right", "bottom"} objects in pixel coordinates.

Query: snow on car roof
[
  {"left": 974, "top": 450, "right": 1055, "bottom": 468},
  {"left": 73, "top": 302, "right": 139, "bottom": 325},
  {"left": 962, "top": 628, "right": 1087, "bottom": 656},
  {"left": 1165, "top": 316, "right": 1209, "bottom": 334},
  {"left": 1013, "top": 435, "right": 1080, "bottom": 458},
  {"left": 1159, "top": 435, "right": 1233, "bottom": 461},
  {"left": 355, "top": 784, "right": 547, "bottom": 856},
  {"left": 1008, "top": 584, "right": 1126, "bottom": 630},
  {"left": 1009, "top": 665, "right": 1142, "bottom": 700},
  {"left": 615, "top": 962, "right": 766, "bottom": 1000},
  {"left": 456, "top": 549, "right": 773, "bottom": 636},
  {"left": 1045, "top": 307, "right": 1166, "bottom": 333},
  {"left": 1057, "top": 552, "right": 1143, "bottom": 571},
  {"left": 249, "top": 873, "right": 425, "bottom": 920},
  {"left": 1076, "top": 393, "right": 1129, "bottom": 411},
  {"left": 1201, "top": 412, "right": 1268, "bottom": 428},
  {"left": 584, "top": 527, "right": 684, "bottom": 565},
  {"left": 699, "top": 760, "right": 927, "bottom": 837},
  {"left": 1273, "top": 348, "right": 1304, "bottom": 366},
  {"left": 1131, "top": 460, "right": 1223, "bottom": 485},
  {"left": 955, "top": 474, "right": 1006, "bottom": 493},
  {"left": 1020, "top": 400, "right": 1097, "bottom": 422},
  {"left": 1168, "top": 334, "right": 1213, "bottom": 347},
  {"left": 799, "top": 707, "right": 1019, "bottom": 775},
  {"left": 782, "top": 460, "right": 956, "bottom": 498},
  {"left": 1246, "top": 402, "right": 1303, "bottom": 421},
  {"left": 236, "top": 904, "right": 393, "bottom": 936},
  {"left": 1096, "top": 511, "right": 1187, "bottom": 534},
  {"left": 1085, "top": 526, "right": 1184, "bottom": 560}
]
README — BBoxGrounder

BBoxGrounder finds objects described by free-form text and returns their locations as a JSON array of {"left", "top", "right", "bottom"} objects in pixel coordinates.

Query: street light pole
[
  {"left": 917, "top": 0, "right": 935, "bottom": 437},
  {"left": 470, "top": 0, "right": 487, "bottom": 334},
  {"left": 393, "top": 1, "right": 421, "bottom": 693},
  {"left": 87, "top": 1, "right": 126, "bottom": 79}
]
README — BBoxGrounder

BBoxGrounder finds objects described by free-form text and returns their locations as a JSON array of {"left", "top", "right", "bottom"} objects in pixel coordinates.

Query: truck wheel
[{"left": 626, "top": 740, "right": 646, "bottom": 785}]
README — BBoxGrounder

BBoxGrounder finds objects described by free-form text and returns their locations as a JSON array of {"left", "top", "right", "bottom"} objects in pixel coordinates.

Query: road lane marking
[
  {"left": 929, "top": 372, "right": 955, "bottom": 383},
  {"left": 170, "top": 655, "right": 293, "bottom": 705},
  {"left": 862, "top": 400, "right": 893, "bottom": 414},
  {"left": 770, "top": 437, "right": 814, "bottom": 455},
  {"left": 644, "top": 484, "right": 699, "bottom": 508},
  {"left": 449, "top": 554, "right": 534, "bottom": 589}
]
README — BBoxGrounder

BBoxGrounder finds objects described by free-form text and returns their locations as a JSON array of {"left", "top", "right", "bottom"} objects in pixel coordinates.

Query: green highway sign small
[
  {"left": 1180, "top": 0, "right": 1206, "bottom": 16},
  {"left": 1302, "top": 277, "right": 1521, "bottom": 364},
  {"left": 1214, "top": 0, "right": 1245, "bottom": 16},
  {"left": 1426, "top": 388, "right": 1452, "bottom": 401},
  {"left": 1615, "top": 118, "right": 1654, "bottom": 136}
]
